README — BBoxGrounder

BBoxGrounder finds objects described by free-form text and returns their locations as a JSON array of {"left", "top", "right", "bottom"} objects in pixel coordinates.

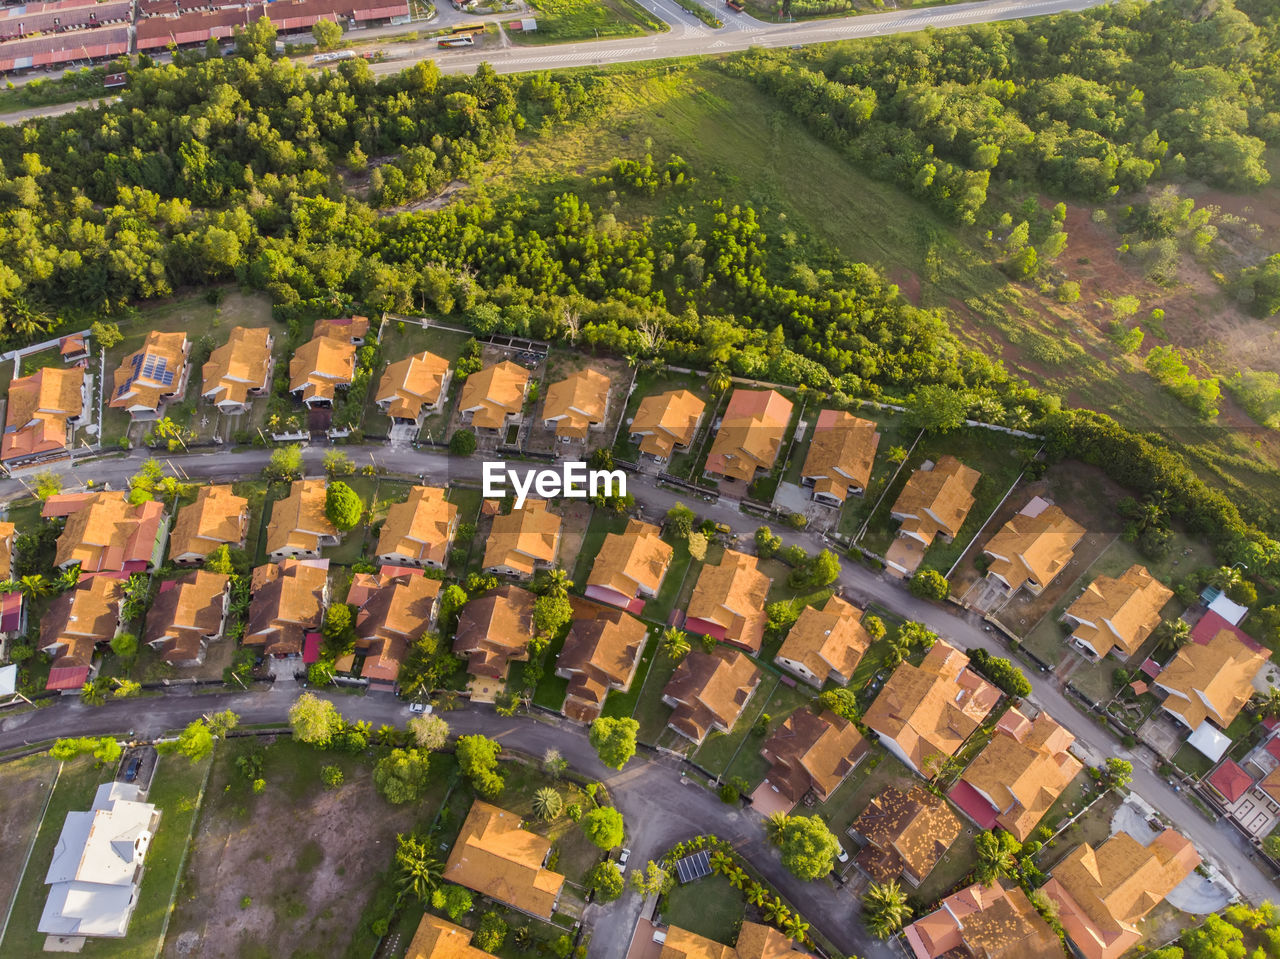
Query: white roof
[
  {"left": 0, "top": 663, "right": 16, "bottom": 696},
  {"left": 1188, "top": 721, "right": 1232, "bottom": 761},
  {"left": 1208, "top": 593, "right": 1249, "bottom": 627}
]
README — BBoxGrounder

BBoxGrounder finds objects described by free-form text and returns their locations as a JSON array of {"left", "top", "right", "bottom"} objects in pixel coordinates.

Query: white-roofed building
[{"left": 39, "top": 781, "right": 160, "bottom": 938}]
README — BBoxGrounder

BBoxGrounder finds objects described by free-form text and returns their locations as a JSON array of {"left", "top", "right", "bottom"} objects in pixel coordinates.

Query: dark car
[{"left": 124, "top": 757, "right": 142, "bottom": 783}]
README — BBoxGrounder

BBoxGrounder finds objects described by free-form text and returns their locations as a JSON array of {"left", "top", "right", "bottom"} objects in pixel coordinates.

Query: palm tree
[
  {"left": 707, "top": 366, "right": 732, "bottom": 396},
  {"left": 18, "top": 574, "right": 53, "bottom": 599},
  {"left": 394, "top": 834, "right": 442, "bottom": 903},
  {"left": 532, "top": 787, "right": 564, "bottom": 821},
  {"left": 973, "top": 829, "right": 1021, "bottom": 885},
  {"left": 1211, "top": 565, "right": 1244, "bottom": 593},
  {"left": 513, "top": 927, "right": 534, "bottom": 951},
  {"left": 762, "top": 897, "right": 789, "bottom": 924},
  {"left": 660, "top": 627, "right": 691, "bottom": 662},
  {"left": 783, "top": 916, "right": 810, "bottom": 942},
  {"left": 727, "top": 868, "right": 747, "bottom": 890},
  {"left": 863, "top": 880, "right": 912, "bottom": 939},
  {"left": 1154, "top": 617, "right": 1191, "bottom": 656},
  {"left": 765, "top": 812, "right": 790, "bottom": 844},
  {"left": 57, "top": 567, "right": 80, "bottom": 592},
  {"left": 709, "top": 850, "right": 734, "bottom": 873},
  {"left": 1258, "top": 687, "right": 1280, "bottom": 721},
  {"left": 746, "top": 883, "right": 768, "bottom": 908},
  {"left": 540, "top": 568, "right": 573, "bottom": 600},
  {"left": 80, "top": 679, "right": 107, "bottom": 706}
]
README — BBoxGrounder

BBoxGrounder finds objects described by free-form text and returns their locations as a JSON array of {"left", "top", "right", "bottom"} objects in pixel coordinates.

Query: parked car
[
  {"left": 124, "top": 757, "right": 141, "bottom": 783},
  {"left": 617, "top": 847, "right": 631, "bottom": 870},
  {"left": 834, "top": 841, "right": 849, "bottom": 864},
  {"left": 408, "top": 702, "right": 433, "bottom": 714}
]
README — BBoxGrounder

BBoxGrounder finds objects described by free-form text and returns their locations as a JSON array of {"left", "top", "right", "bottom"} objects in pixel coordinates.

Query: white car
[
  {"left": 618, "top": 848, "right": 631, "bottom": 870},
  {"left": 408, "top": 702, "right": 433, "bottom": 714},
  {"left": 835, "top": 842, "right": 849, "bottom": 864}
]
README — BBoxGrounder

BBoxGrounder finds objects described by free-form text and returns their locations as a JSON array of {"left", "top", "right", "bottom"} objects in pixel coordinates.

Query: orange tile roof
[
  {"left": 851, "top": 784, "right": 962, "bottom": 885},
  {"left": 630, "top": 389, "right": 706, "bottom": 458},
  {"left": 586, "top": 519, "right": 673, "bottom": 601},
  {"left": 686, "top": 549, "right": 771, "bottom": 652},
  {"left": 662, "top": 647, "right": 762, "bottom": 745},
  {"left": 266, "top": 480, "right": 339, "bottom": 556},
  {"left": 761, "top": 709, "right": 867, "bottom": 804},
  {"left": 1156, "top": 629, "right": 1271, "bottom": 731},
  {"left": 453, "top": 585, "right": 536, "bottom": 679},
  {"left": 459, "top": 361, "right": 529, "bottom": 430},
  {"left": 705, "top": 389, "right": 794, "bottom": 482},
  {"left": 143, "top": 570, "right": 229, "bottom": 665},
  {"left": 802, "top": 409, "right": 881, "bottom": 501},
  {"left": 376, "top": 486, "right": 458, "bottom": 567},
  {"left": 863, "top": 641, "right": 1000, "bottom": 774},
  {"left": 1064, "top": 565, "right": 1174, "bottom": 660},
  {"left": 54, "top": 492, "right": 166, "bottom": 573},
  {"left": 2, "top": 366, "right": 84, "bottom": 462},
  {"left": 906, "top": 880, "right": 1062, "bottom": 959},
  {"left": 483, "top": 500, "right": 561, "bottom": 576},
  {"left": 542, "top": 368, "right": 610, "bottom": 439},
  {"left": 891, "top": 456, "right": 981, "bottom": 547},
  {"left": 352, "top": 569, "right": 441, "bottom": 683},
  {"left": 984, "top": 502, "right": 1085, "bottom": 594},
  {"left": 314, "top": 316, "right": 370, "bottom": 342},
  {"left": 201, "top": 326, "right": 273, "bottom": 409},
  {"left": 289, "top": 333, "right": 356, "bottom": 402},
  {"left": 168, "top": 485, "right": 249, "bottom": 562},
  {"left": 110, "top": 330, "right": 189, "bottom": 412},
  {"left": 376, "top": 351, "right": 451, "bottom": 420},
  {"left": 1043, "top": 830, "right": 1199, "bottom": 959},
  {"left": 775, "top": 595, "right": 872, "bottom": 686},
  {"left": 443, "top": 800, "right": 565, "bottom": 919},
  {"left": 244, "top": 559, "right": 329, "bottom": 656},
  {"left": 661, "top": 922, "right": 793, "bottom": 959},
  {"left": 39, "top": 576, "right": 125, "bottom": 668},
  {"left": 406, "top": 915, "right": 499, "bottom": 959},
  {"left": 0, "top": 520, "right": 14, "bottom": 581},
  {"left": 960, "top": 708, "right": 1083, "bottom": 841},
  {"left": 557, "top": 608, "right": 648, "bottom": 722}
]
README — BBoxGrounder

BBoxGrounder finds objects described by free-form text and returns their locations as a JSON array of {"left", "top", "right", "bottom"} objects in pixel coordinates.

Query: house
[
  {"left": 584, "top": 519, "right": 673, "bottom": 612},
  {"left": 346, "top": 567, "right": 441, "bottom": 685},
  {"left": 38, "top": 782, "right": 160, "bottom": 938},
  {"left": 375, "top": 486, "right": 459, "bottom": 569},
  {"left": 849, "top": 784, "right": 963, "bottom": 887},
  {"left": 1, "top": 366, "right": 85, "bottom": 464},
  {"left": 443, "top": 800, "right": 565, "bottom": 919},
  {"left": 453, "top": 585, "right": 537, "bottom": 680},
  {"left": 482, "top": 500, "right": 561, "bottom": 578},
  {"left": 660, "top": 922, "right": 795, "bottom": 959},
  {"left": 39, "top": 576, "right": 126, "bottom": 686},
  {"left": 201, "top": 326, "right": 274, "bottom": 414},
  {"left": 266, "top": 479, "right": 340, "bottom": 559},
  {"left": 406, "top": 915, "right": 501, "bottom": 959},
  {"left": 0, "top": 519, "right": 14, "bottom": 581},
  {"left": 1063, "top": 565, "right": 1174, "bottom": 661},
  {"left": 48, "top": 492, "right": 167, "bottom": 573},
  {"left": 1041, "top": 829, "right": 1200, "bottom": 959},
  {"left": 983, "top": 499, "right": 1085, "bottom": 596},
  {"left": 951, "top": 707, "right": 1082, "bottom": 841},
  {"left": 243, "top": 559, "right": 330, "bottom": 658},
  {"left": 143, "top": 570, "right": 231, "bottom": 667},
  {"left": 704, "top": 388, "right": 794, "bottom": 483},
  {"left": 555, "top": 606, "right": 648, "bottom": 723},
  {"left": 314, "top": 316, "right": 370, "bottom": 344},
  {"left": 60, "top": 333, "right": 90, "bottom": 362},
  {"left": 885, "top": 456, "right": 980, "bottom": 577},
  {"left": 774, "top": 595, "right": 872, "bottom": 688},
  {"left": 863, "top": 640, "right": 1000, "bottom": 776},
  {"left": 0, "top": 521, "right": 22, "bottom": 639},
  {"left": 375, "top": 351, "right": 452, "bottom": 424},
  {"left": 759, "top": 709, "right": 868, "bottom": 806},
  {"left": 542, "top": 368, "right": 610, "bottom": 441},
  {"left": 289, "top": 326, "right": 357, "bottom": 407},
  {"left": 629, "top": 389, "right": 706, "bottom": 461},
  {"left": 1155, "top": 627, "right": 1271, "bottom": 735},
  {"left": 662, "top": 647, "right": 762, "bottom": 746},
  {"left": 168, "top": 485, "right": 250, "bottom": 565},
  {"left": 458, "top": 360, "right": 529, "bottom": 431},
  {"left": 801, "top": 410, "right": 881, "bottom": 504},
  {"left": 109, "top": 330, "right": 190, "bottom": 418},
  {"left": 684, "top": 549, "right": 771, "bottom": 653},
  {"left": 904, "top": 879, "right": 1062, "bottom": 959}
]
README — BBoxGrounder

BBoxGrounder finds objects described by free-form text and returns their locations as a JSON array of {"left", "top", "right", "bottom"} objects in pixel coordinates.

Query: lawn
[
  {"left": 809, "top": 748, "right": 920, "bottom": 852},
  {"left": 643, "top": 533, "right": 695, "bottom": 625},
  {"left": 493, "top": 760, "right": 603, "bottom": 885},
  {"left": 610, "top": 367, "right": 713, "bottom": 465},
  {"left": 631, "top": 648, "right": 682, "bottom": 744},
  {"left": 661, "top": 873, "right": 744, "bottom": 945},
  {"left": 510, "top": 0, "right": 663, "bottom": 45},
  {"left": 446, "top": 485, "right": 485, "bottom": 572},
  {"left": 601, "top": 627, "right": 660, "bottom": 718},
  {"left": 835, "top": 409, "right": 920, "bottom": 540},
  {"left": 364, "top": 319, "right": 473, "bottom": 439},
  {"left": 0, "top": 753, "right": 62, "bottom": 931},
  {"left": 569, "top": 508, "right": 631, "bottom": 592},
  {"left": 1172, "top": 742, "right": 1215, "bottom": 780},
  {"left": 1035, "top": 790, "right": 1124, "bottom": 873},
  {"left": 320, "top": 474, "right": 379, "bottom": 566},
  {"left": 721, "top": 682, "right": 817, "bottom": 789}
]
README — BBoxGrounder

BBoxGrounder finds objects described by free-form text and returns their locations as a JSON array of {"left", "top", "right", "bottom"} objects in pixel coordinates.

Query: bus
[
  {"left": 445, "top": 22, "right": 484, "bottom": 35},
  {"left": 437, "top": 34, "right": 475, "bottom": 47}
]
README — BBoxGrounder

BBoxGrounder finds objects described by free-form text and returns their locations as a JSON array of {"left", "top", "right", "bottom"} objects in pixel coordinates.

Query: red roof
[
  {"left": 946, "top": 779, "right": 1000, "bottom": 829},
  {"left": 1265, "top": 736, "right": 1280, "bottom": 763},
  {"left": 1140, "top": 657, "right": 1163, "bottom": 679},
  {"left": 1207, "top": 760, "right": 1254, "bottom": 803},
  {"left": 0, "top": 591, "right": 23, "bottom": 633},
  {"left": 303, "top": 631, "right": 322, "bottom": 664},
  {"left": 1192, "top": 610, "right": 1265, "bottom": 653},
  {"left": 47, "top": 665, "right": 91, "bottom": 690}
]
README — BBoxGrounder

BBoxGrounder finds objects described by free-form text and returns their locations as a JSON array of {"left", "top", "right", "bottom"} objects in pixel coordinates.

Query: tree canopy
[
  {"left": 588, "top": 717, "right": 640, "bottom": 770},
  {"left": 581, "top": 806, "right": 625, "bottom": 850}
]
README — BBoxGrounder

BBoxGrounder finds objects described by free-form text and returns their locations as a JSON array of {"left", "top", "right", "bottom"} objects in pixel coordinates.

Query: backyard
[
  {"left": 661, "top": 873, "right": 744, "bottom": 945},
  {"left": 610, "top": 367, "right": 714, "bottom": 466},
  {"left": 364, "top": 319, "right": 474, "bottom": 441}
]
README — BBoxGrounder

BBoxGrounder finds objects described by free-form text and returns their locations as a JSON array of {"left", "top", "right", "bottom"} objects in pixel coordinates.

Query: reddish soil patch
[{"left": 889, "top": 268, "right": 922, "bottom": 306}]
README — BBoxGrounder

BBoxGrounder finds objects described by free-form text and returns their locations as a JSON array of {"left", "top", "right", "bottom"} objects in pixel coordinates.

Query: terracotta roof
[
  {"left": 1207, "top": 759, "right": 1254, "bottom": 804},
  {"left": 54, "top": 492, "right": 166, "bottom": 573},
  {"left": 289, "top": 333, "right": 356, "bottom": 402},
  {"left": 543, "top": 368, "right": 610, "bottom": 439},
  {"left": 110, "top": 330, "right": 188, "bottom": 412},
  {"left": 405, "top": 914, "right": 498, "bottom": 959},
  {"left": 39, "top": 576, "right": 125, "bottom": 668},
  {"left": 244, "top": 559, "right": 329, "bottom": 657},
  {"left": 483, "top": 500, "right": 561, "bottom": 576},
  {"left": 443, "top": 800, "right": 565, "bottom": 918},
  {"left": 1258, "top": 767, "right": 1280, "bottom": 804},
  {"left": 586, "top": 519, "right": 673, "bottom": 602},
  {"left": 685, "top": 549, "right": 771, "bottom": 652},
  {"left": 143, "top": 570, "right": 229, "bottom": 664},
  {"left": 905, "top": 879, "right": 1062, "bottom": 959},
  {"left": 802, "top": 409, "right": 881, "bottom": 501},
  {"left": 459, "top": 361, "right": 529, "bottom": 430},
  {"left": 556, "top": 608, "right": 648, "bottom": 722},
  {"left": 761, "top": 709, "right": 868, "bottom": 804},
  {"left": 376, "top": 486, "right": 458, "bottom": 567},
  {"left": 1064, "top": 565, "right": 1174, "bottom": 660},
  {"left": 863, "top": 641, "right": 1000, "bottom": 774},
  {"left": 453, "top": 585, "right": 536, "bottom": 679},
  {"left": 705, "top": 389, "right": 793, "bottom": 482},
  {"left": 1156, "top": 628, "right": 1271, "bottom": 731},
  {"left": 850, "top": 784, "right": 962, "bottom": 885},
  {"left": 168, "top": 485, "right": 249, "bottom": 562},
  {"left": 351, "top": 568, "right": 441, "bottom": 683},
  {"left": 314, "top": 316, "right": 370, "bottom": 342},
  {"left": 2, "top": 366, "right": 83, "bottom": 461},
  {"left": 959, "top": 707, "right": 1083, "bottom": 841},
  {"left": 1043, "top": 830, "right": 1199, "bottom": 959},
  {"left": 201, "top": 326, "right": 272, "bottom": 408},
  {"left": 775, "top": 595, "right": 872, "bottom": 686},
  {"left": 60, "top": 334, "right": 88, "bottom": 358},
  {"left": 376, "top": 351, "right": 451, "bottom": 420},
  {"left": 662, "top": 647, "right": 762, "bottom": 745},
  {"left": 984, "top": 502, "right": 1085, "bottom": 593},
  {"left": 891, "top": 456, "right": 981, "bottom": 547},
  {"left": 266, "top": 480, "right": 339, "bottom": 556},
  {"left": 0, "top": 520, "right": 14, "bottom": 582},
  {"left": 661, "top": 922, "right": 793, "bottom": 959},
  {"left": 630, "top": 389, "right": 705, "bottom": 458}
]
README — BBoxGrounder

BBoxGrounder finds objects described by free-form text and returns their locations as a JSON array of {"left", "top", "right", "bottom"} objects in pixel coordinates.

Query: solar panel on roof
[
  {"left": 160, "top": 370, "right": 175, "bottom": 386},
  {"left": 674, "top": 850, "right": 710, "bottom": 884}
]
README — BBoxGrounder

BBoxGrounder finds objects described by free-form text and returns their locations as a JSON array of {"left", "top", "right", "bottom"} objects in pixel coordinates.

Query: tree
[
  {"left": 538, "top": 568, "right": 573, "bottom": 600},
  {"left": 543, "top": 747, "right": 568, "bottom": 779},
  {"left": 532, "top": 787, "right": 564, "bottom": 820},
  {"left": 321, "top": 765, "right": 344, "bottom": 789},
  {"left": 666, "top": 503, "right": 695, "bottom": 538},
  {"left": 449, "top": 429, "right": 477, "bottom": 456},
  {"left": 769, "top": 814, "right": 839, "bottom": 881},
  {"left": 909, "top": 569, "right": 950, "bottom": 601},
  {"left": 660, "top": 627, "right": 691, "bottom": 662},
  {"left": 630, "top": 860, "right": 674, "bottom": 897},
  {"left": 206, "top": 544, "right": 236, "bottom": 575},
  {"left": 110, "top": 632, "right": 139, "bottom": 661},
  {"left": 408, "top": 715, "right": 450, "bottom": 751},
  {"left": 687, "top": 531, "right": 709, "bottom": 561},
  {"left": 374, "top": 748, "right": 432, "bottom": 804},
  {"left": 1155, "top": 617, "right": 1192, "bottom": 656},
  {"left": 265, "top": 445, "right": 303, "bottom": 481},
  {"left": 817, "top": 688, "right": 859, "bottom": 722},
  {"left": 51, "top": 736, "right": 121, "bottom": 765},
  {"left": 325, "top": 481, "right": 363, "bottom": 531},
  {"left": 456, "top": 734, "right": 504, "bottom": 798},
  {"left": 581, "top": 806, "right": 625, "bottom": 850},
  {"left": 974, "top": 829, "right": 1022, "bottom": 884},
  {"left": 395, "top": 833, "right": 443, "bottom": 903},
  {"left": 589, "top": 717, "right": 639, "bottom": 770},
  {"left": 18, "top": 574, "right": 53, "bottom": 599},
  {"left": 755, "top": 526, "right": 782, "bottom": 558},
  {"left": 80, "top": 677, "right": 110, "bottom": 706},
  {"left": 863, "top": 880, "right": 912, "bottom": 939},
  {"left": 312, "top": 17, "right": 342, "bottom": 50},
  {"left": 534, "top": 592, "right": 573, "bottom": 635},
  {"left": 166, "top": 718, "right": 216, "bottom": 763},
  {"left": 323, "top": 449, "right": 355, "bottom": 476},
  {"left": 586, "top": 862, "right": 625, "bottom": 902},
  {"left": 289, "top": 692, "right": 344, "bottom": 747},
  {"left": 435, "top": 884, "right": 473, "bottom": 922},
  {"left": 806, "top": 549, "right": 841, "bottom": 587},
  {"left": 474, "top": 912, "right": 508, "bottom": 953},
  {"left": 1102, "top": 757, "right": 1133, "bottom": 791},
  {"left": 34, "top": 470, "right": 63, "bottom": 501},
  {"left": 905, "top": 384, "right": 969, "bottom": 433},
  {"left": 112, "top": 679, "right": 142, "bottom": 699},
  {"left": 91, "top": 320, "right": 124, "bottom": 349},
  {"left": 864, "top": 615, "right": 886, "bottom": 641}
]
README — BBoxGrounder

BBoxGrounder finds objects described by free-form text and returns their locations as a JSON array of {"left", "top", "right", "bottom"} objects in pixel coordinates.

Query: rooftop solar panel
[{"left": 674, "top": 850, "right": 710, "bottom": 884}]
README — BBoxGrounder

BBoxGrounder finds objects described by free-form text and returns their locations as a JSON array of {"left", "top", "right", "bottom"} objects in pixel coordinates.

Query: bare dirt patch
[
  {"left": 0, "top": 754, "right": 59, "bottom": 917},
  {"left": 524, "top": 351, "right": 634, "bottom": 457}
]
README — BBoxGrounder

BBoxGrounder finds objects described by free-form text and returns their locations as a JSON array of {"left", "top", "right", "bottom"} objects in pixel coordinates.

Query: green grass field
[
  {"left": 661, "top": 873, "right": 743, "bottom": 944},
  {"left": 510, "top": 0, "right": 664, "bottom": 45}
]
